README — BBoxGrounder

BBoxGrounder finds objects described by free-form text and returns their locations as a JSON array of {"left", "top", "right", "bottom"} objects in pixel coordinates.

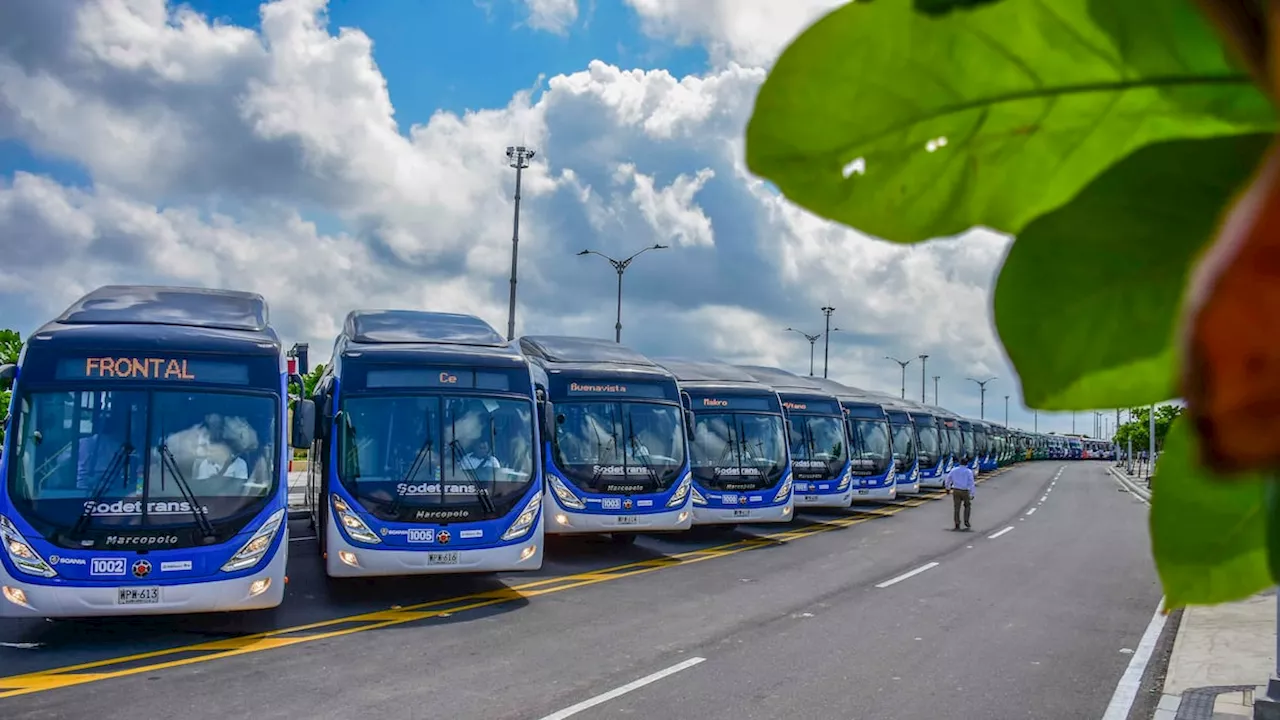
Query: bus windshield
[
  {"left": 849, "top": 418, "right": 892, "bottom": 475},
  {"left": 890, "top": 422, "right": 917, "bottom": 471},
  {"left": 974, "top": 428, "right": 988, "bottom": 458},
  {"left": 551, "top": 401, "right": 685, "bottom": 493},
  {"left": 786, "top": 413, "right": 847, "bottom": 481},
  {"left": 7, "top": 388, "right": 277, "bottom": 539},
  {"left": 689, "top": 412, "right": 786, "bottom": 491},
  {"left": 947, "top": 427, "right": 962, "bottom": 461},
  {"left": 960, "top": 428, "right": 976, "bottom": 462},
  {"left": 337, "top": 394, "right": 535, "bottom": 521},
  {"left": 915, "top": 423, "right": 940, "bottom": 466}
]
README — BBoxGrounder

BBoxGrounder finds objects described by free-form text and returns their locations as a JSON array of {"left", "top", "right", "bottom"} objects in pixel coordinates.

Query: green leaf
[
  {"left": 745, "top": 0, "right": 1275, "bottom": 244},
  {"left": 1150, "top": 418, "right": 1273, "bottom": 608},
  {"left": 994, "top": 134, "right": 1269, "bottom": 411}
]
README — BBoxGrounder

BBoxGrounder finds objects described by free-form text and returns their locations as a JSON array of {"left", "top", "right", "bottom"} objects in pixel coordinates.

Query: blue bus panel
[
  {"left": 307, "top": 311, "right": 543, "bottom": 578},
  {"left": 523, "top": 336, "right": 694, "bottom": 538},
  {"left": 1, "top": 285, "right": 288, "bottom": 618},
  {"left": 885, "top": 410, "right": 921, "bottom": 494}
]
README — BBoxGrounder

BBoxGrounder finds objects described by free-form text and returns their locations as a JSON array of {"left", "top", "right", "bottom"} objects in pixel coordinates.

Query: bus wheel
[{"left": 611, "top": 532, "right": 638, "bottom": 545}]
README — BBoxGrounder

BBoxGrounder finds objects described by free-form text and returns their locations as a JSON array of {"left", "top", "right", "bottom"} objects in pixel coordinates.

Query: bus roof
[
  {"left": 29, "top": 285, "right": 280, "bottom": 355},
  {"left": 652, "top": 357, "right": 774, "bottom": 393},
  {"left": 52, "top": 284, "right": 269, "bottom": 333},
  {"left": 734, "top": 365, "right": 825, "bottom": 392},
  {"left": 342, "top": 309, "right": 506, "bottom": 346},
  {"left": 519, "top": 335, "right": 659, "bottom": 368}
]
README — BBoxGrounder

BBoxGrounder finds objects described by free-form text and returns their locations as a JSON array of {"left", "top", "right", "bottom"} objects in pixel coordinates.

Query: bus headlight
[
  {"left": 691, "top": 485, "right": 708, "bottom": 506},
  {"left": 502, "top": 491, "right": 542, "bottom": 541},
  {"left": 331, "top": 494, "right": 381, "bottom": 545},
  {"left": 772, "top": 474, "right": 793, "bottom": 503},
  {"left": 548, "top": 475, "right": 585, "bottom": 510},
  {"left": 221, "top": 508, "right": 286, "bottom": 572},
  {"left": 0, "top": 515, "right": 56, "bottom": 578},
  {"left": 666, "top": 475, "right": 692, "bottom": 508},
  {"left": 836, "top": 470, "right": 851, "bottom": 492}
]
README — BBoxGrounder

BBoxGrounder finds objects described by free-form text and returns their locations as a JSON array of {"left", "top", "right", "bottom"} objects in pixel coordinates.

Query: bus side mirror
[
  {"left": 541, "top": 401, "right": 556, "bottom": 440},
  {"left": 684, "top": 409, "right": 695, "bottom": 440},
  {"left": 287, "top": 372, "right": 305, "bottom": 400},
  {"left": 291, "top": 399, "right": 316, "bottom": 449},
  {"left": 0, "top": 364, "right": 14, "bottom": 382}
]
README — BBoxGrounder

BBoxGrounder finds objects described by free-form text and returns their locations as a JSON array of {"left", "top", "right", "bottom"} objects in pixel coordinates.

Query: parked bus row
[{"left": 0, "top": 286, "right": 1102, "bottom": 618}]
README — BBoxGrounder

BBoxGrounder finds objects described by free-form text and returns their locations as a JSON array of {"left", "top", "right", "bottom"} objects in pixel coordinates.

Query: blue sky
[
  {"left": 0, "top": 0, "right": 709, "bottom": 188},
  {"left": 0, "top": 0, "right": 1098, "bottom": 434}
]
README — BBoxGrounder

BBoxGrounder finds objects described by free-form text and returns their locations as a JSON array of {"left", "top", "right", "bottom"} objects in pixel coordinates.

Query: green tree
[
  {"left": 0, "top": 329, "right": 22, "bottom": 446},
  {"left": 1116, "top": 405, "right": 1186, "bottom": 454},
  {"left": 744, "top": 0, "right": 1280, "bottom": 606}
]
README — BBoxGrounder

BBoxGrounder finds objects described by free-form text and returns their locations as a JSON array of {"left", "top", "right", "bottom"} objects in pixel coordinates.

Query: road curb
[{"left": 1107, "top": 465, "right": 1152, "bottom": 504}]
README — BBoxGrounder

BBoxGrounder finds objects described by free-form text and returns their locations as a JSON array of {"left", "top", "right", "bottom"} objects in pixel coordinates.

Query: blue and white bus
[
  {"left": 957, "top": 418, "right": 979, "bottom": 474},
  {"left": 909, "top": 408, "right": 945, "bottom": 489},
  {"left": 807, "top": 378, "right": 898, "bottom": 501},
  {"left": 519, "top": 335, "right": 693, "bottom": 542},
  {"left": 654, "top": 359, "right": 793, "bottom": 526},
  {"left": 0, "top": 285, "right": 290, "bottom": 617},
  {"left": 881, "top": 403, "right": 921, "bottom": 494},
  {"left": 976, "top": 421, "right": 999, "bottom": 473},
  {"left": 300, "top": 310, "right": 542, "bottom": 577},
  {"left": 736, "top": 366, "right": 853, "bottom": 509}
]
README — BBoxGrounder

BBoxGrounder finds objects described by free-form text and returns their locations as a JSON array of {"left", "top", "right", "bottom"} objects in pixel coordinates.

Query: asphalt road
[{"left": 0, "top": 461, "right": 1161, "bottom": 720}]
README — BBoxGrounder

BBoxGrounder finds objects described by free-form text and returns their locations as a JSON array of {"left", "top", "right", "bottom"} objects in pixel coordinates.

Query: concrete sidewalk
[{"left": 1153, "top": 591, "right": 1276, "bottom": 720}]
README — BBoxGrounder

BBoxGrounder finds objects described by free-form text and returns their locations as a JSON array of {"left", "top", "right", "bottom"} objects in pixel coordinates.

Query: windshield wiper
[
  {"left": 389, "top": 431, "right": 435, "bottom": 518},
  {"left": 342, "top": 413, "right": 361, "bottom": 481},
  {"left": 627, "top": 429, "right": 662, "bottom": 490},
  {"left": 71, "top": 408, "right": 136, "bottom": 541},
  {"left": 157, "top": 441, "right": 217, "bottom": 539},
  {"left": 447, "top": 440, "right": 495, "bottom": 515}
]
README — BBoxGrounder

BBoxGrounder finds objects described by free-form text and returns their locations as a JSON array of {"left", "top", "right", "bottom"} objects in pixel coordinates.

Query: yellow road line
[{"left": 0, "top": 467, "right": 1025, "bottom": 698}]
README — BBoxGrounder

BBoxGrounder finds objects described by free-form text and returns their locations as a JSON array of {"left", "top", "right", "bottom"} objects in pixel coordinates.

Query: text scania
[
  {"left": 397, "top": 482, "right": 479, "bottom": 496},
  {"left": 84, "top": 500, "right": 210, "bottom": 516}
]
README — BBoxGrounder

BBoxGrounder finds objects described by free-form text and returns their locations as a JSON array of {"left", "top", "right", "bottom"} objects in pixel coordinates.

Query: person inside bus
[{"left": 458, "top": 434, "right": 501, "bottom": 471}]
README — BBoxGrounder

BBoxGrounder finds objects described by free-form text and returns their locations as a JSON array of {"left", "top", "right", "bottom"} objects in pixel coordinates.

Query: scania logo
[
  {"left": 436, "top": 530, "right": 451, "bottom": 545},
  {"left": 132, "top": 559, "right": 152, "bottom": 578}
]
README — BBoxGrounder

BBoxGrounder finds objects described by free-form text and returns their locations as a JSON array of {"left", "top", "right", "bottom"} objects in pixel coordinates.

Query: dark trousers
[{"left": 952, "top": 488, "right": 971, "bottom": 528}]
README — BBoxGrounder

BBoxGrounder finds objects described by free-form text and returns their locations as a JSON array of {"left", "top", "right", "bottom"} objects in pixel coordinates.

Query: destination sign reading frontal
[{"left": 56, "top": 357, "right": 250, "bottom": 385}]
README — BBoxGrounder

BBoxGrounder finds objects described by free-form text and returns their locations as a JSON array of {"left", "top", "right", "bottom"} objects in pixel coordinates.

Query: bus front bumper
[
  {"left": 544, "top": 503, "right": 693, "bottom": 534},
  {"left": 325, "top": 520, "right": 544, "bottom": 578},
  {"left": 850, "top": 484, "right": 897, "bottom": 501},
  {"left": 0, "top": 537, "right": 287, "bottom": 618},
  {"left": 692, "top": 501, "right": 793, "bottom": 525}
]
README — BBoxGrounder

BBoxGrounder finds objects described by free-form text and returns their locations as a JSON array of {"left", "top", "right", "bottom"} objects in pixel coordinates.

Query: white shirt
[{"left": 944, "top": 465, "right": 976, "bottom": 496}]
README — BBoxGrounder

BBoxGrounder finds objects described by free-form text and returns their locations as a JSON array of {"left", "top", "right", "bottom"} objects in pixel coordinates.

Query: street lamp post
[
  {"left": 919, "top": 354, "right": 929, "bottom": 403},
  {"left": 821, "top": 307, "right": 836, "bottom": 378},
  {"left": 505, "top": 145, "right": 535, "bottom": 341},
  {"left": 577, "top": 243, "right": 669, "bottom": 343},
  {"left": 933, "top": 375, "right": 940, "bottom": 405},
  {"left": 886, "top": 356, "right": 912, "bottom": 399},
  {"left": 1004, "top": 395, "right": 1009, "bottom": 427},
  {"left": 967, "top": 376, "right": 996, "bottom": 419},
  {"left": 786, "top": 328, "right": 822, "bottom": 376}
]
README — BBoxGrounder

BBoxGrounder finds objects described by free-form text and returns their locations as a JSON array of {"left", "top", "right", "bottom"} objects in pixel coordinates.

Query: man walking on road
[{"left": 945, "top": 462, "right": 976, "bottom": 531}]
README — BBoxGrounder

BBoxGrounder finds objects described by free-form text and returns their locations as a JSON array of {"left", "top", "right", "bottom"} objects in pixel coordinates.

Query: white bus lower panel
[
  {"left": 545, "top": 502, "right": 693, "bottom": 535},
  {"left": 692, "top": 501, "right": 793, "bottom": 525},
  {"left": 325, "top": 519, "right": 543, "bottom": 578},
  {"left": 0, "top": 533, "right": 288, "bottom": 618}
]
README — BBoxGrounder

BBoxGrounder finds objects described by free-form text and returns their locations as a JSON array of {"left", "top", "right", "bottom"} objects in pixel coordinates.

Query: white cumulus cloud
[{"left": 0, "top": 0, "right": 1088, "bottom": 433}]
